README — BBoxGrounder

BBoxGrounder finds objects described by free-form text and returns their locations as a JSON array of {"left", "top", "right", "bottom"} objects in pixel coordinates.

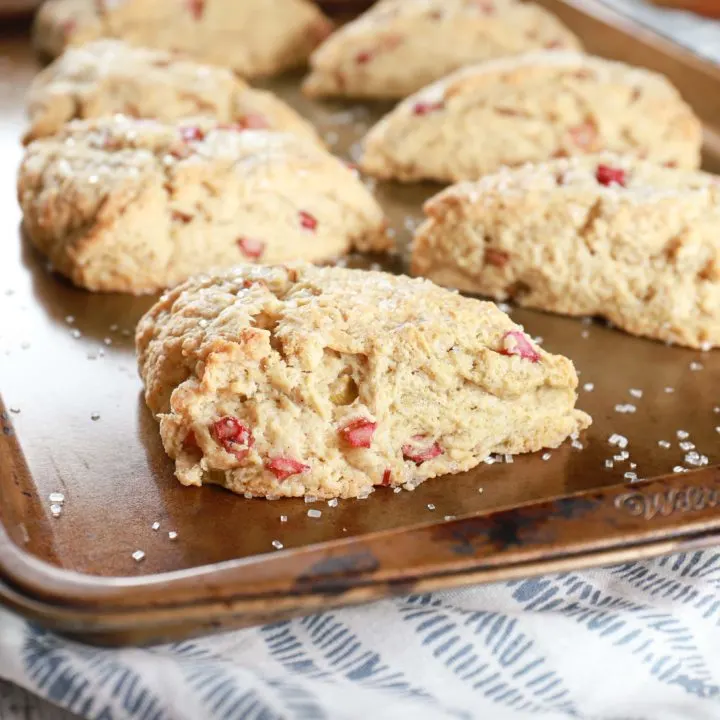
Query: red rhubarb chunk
[
  {"left": 61, "top": 19, "right": 77, "bottom": 36},
  {"left": 237, "top": 237, "right": 265, "bottom": 259},
  {"left": 266, "top": 456, "right": 310, "bottom": 481},
  {"left": 340, "top": 418, "right": 377, "bottom": 448},
  {"left": 413, "top": 101, "right": 444, "bottom": 116},
  {"left": 596, "top": 164, "right": 626, "bottom": 187},
  {"left": 183, "top": 430, "right": 199, "bottom": 450},
  {"left": 381, "top": 469, "right": 392, "bottom": 486},
  {"left": 299, "top": 210, "right": 318, "bottom": 231},
  {"left": 212, "top": 416, "right": 254, "bottom": 461},
  {"left": 241, "top": 114, "right": 269, "bottom": 130},
  {"left": 402, "top": 435, "right": 443, "bottom": 464},
  {"left": 180, "top": 125, "right": 205, "bottom": 142},
  {"left": 485, "top": 248, "right": 510, "bottom": 267},
  {"left": 474, "top": 0, "right": 495, "bottom": 14},
  {"left": 500, "top": 331, "right": 541, "bottom": 363},
  {"left": 356, "top": 50, "right": 373, "bottom": 64},
  {"left": 187, "top": 0, "right": 205, "bottom": 20}
]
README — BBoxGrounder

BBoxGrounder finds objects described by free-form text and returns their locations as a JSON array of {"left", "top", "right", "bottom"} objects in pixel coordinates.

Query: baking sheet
[{"left": 0, "top": 29, "right": 718, "bottom": 582}]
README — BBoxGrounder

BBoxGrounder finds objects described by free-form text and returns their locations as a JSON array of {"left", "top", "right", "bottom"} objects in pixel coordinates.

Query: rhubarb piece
[
  {"left": 266, "top": 457, "right": 310, "bottom": 480},
  {"left": 137, "top": 263, "right": 590, "bottom": 499},
  {"left": 500, "top": 332, "right": 541, "bottom": 363},
  {"left": 413, "top": 101, "right": 444, "bottom": 116},
  {"left": 361, "top": 52, "right": 701, "bottom": 183},
  {"left": 213, "top": 417, "right": 254, "bottom": 461},
  {"left": 187, "top": 0, "right": 205, "bottom": 21},
  {"left": 595, "top": 164, "right": 627, "bottom": 187},
  {"left": 299, "top": 211, "right": 318, "bottom": 231},
  {"left": 402, "top": 436, "right": 444, "bottom": 464},
  {"left": 340, "top": 419, "right": 377, "bottom": 448},
  {"left": 412, "top": 153, "right": 720, "bottom": 349},
  {"left": 180, "top": 126, "right": 205, "bottom": 143},
  {"left": 237, "top": 237, "right": 266, "bottom": 260}
]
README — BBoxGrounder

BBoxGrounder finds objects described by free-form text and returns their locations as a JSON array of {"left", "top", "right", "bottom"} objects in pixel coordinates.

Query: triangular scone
[
  {"left": 361, "top": 52, "right": 702, "bottom": 183},
  {"left": 413, "top": 154, "right": 720, "bottom": 349},
  {"left": 33, "top": 0, "right": 332, "bottom": 77},
  {"left": 303, "top": 0, "right": 581, "bottom": 99},
  {"left": 18, "top": 117, "right": 389, "bottom": 294},
  {"left": 24, "top": 40, "right": 322, "bottom": 146},
  {"left": 136, "top": 264, "right": 591, "bottom": 500}
]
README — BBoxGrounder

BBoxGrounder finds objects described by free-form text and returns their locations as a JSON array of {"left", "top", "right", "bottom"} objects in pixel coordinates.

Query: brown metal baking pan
[{"left": 0, "top": 0, "right": 719, "bottom": 646}]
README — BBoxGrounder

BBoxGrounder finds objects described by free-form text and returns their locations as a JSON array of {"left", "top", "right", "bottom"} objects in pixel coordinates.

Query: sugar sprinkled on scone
[
  {"left": 361, "top": 51, "right": 702, "bottom": 182},
  {"left": 18, "top": 116, "right": 390, "bottom": 294},
  {"left": 136, "top": 263, "right": 591, "bottom": 500},
  {"left": 413, "top": 153, "right": 720, "bottom": 349},
  {"left": 24, "top": 39, "right": 322, "bottom": 146}
]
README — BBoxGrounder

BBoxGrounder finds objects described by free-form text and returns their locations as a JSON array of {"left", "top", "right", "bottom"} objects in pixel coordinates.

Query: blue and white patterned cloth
[{"left": 2, "top": 552, "right": 720, "bottom": 719}]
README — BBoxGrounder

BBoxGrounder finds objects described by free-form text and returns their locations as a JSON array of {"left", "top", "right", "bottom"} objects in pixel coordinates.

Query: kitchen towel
[{"left": 1, "top": 551, "right": 720, "bottom": 720}]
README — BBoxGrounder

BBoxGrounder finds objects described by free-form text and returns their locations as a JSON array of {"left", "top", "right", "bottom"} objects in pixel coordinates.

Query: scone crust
[
  {"left": 412, "top": 154, "right": 720, "bottom": 349},
  {"left": 33, "top": 0, "right": 333, "bottom": 77},
  {"left": 18, "top": 117, "right": 389, "bottom": 294},
  {"left": 361, "top": 52, "right": 702, "bottom": 182},
  {"left": 137, "top": 264, "right": 590, "bottom": 499},
  {"left": 303, "top": 0, "right": 582, "bottom": 99},
  {"left": 24, "top": 40, "right": 322, "bottom": 146}
]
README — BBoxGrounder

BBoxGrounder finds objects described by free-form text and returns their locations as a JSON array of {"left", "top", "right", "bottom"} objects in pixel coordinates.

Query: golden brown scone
[
  {"left": 33, "top": 0, "right": 332, "bottom": 78},
  {"left": 136, "top": 263, "right": 591, "bottom": 499},
  {"left": 24, "top": 40, "right": 322, "bottom": 145},
  {"left": 303, "top": 0, "right": 581, "bottom": 99},
  {"left": 18, "top": 117, "right": 389, "bottom": 294},
  {"left": 361, "top": 52, "right": 702, "bottom": 183},
  {"left": 413, "top": 154, "right": 720, "bottom": 349}
]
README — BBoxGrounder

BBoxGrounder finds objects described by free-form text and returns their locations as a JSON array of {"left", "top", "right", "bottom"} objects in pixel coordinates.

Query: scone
[
  {"left": 33, "top": 0, "right": 332, "bottom": 77},
  {"left": 303, "top": 0, "right": 581, "bottom": 99},
  {"left": 412, "top": 154, "right": 720, "bottom": 349},
  {"left": 361, "top": 52, "right": 702, "bottom": 183},
  {"left": 24, "top": 40, "right": 321, "bottom": 145},
  {"left": 18, "top": 117, "right": 389, "bottom": 294},
  {"left": 136, "top": 263, "right": 591, "bottom": 499}
]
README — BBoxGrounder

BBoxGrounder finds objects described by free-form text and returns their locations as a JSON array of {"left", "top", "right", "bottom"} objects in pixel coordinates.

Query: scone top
[
  {"left": 304, "top": 0, "right": 582, "bottom": 98},
  {"left": 360, "top": 51, "right": 702, "bottom": 182},
  {"left": 34, "top": 0, "right": 333, "bottom": 77},
  {"left": 24, "top": 39, "right": 322, "bottom": 145},
  {"left": 18, "top": 117, "right": 390, "bottom": 293}
]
